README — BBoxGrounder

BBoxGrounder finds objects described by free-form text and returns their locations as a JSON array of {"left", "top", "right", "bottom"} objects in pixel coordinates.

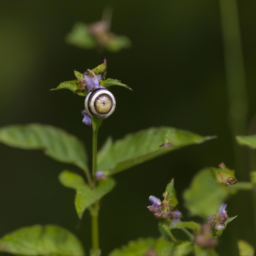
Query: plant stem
[
  {"left": 91, "top": 211, "right": 99, "bottom": 249},
  {"left": 179, "top": 227, "right": 194, "bottom": 241},
  {"left": 219, "top": 0, "right": 250, "bottom": 253},
  {"left": 219, "top": 0, "right": 249, "bottom": 177},
  {"left": 92, "top": 126, "right": 99, "bottom": 181},
  {"left": 90, "top": 118, "right": 102, "bottom": 255},
  {"left": 84, "top": 168, "right": 93, "bottom": 188},
  {"left": 163, "top": 225, "right": 182, "bottom": 244}
]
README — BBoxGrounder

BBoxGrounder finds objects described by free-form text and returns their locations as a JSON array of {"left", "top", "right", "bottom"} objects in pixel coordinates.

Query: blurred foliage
[
  {"left": 1, "top": 1, "right": 256, "bottom": 256},
  {"left": 0, "top": 225, "right": 84, "bottom": 256},
  {"left": 66, "top": 8, "right": 131, "bottom": 52}
]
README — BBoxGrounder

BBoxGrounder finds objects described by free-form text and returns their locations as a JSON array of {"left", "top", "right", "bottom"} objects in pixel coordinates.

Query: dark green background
[{"left": 0, "top": 0, "right": 256, "bottom": 255}]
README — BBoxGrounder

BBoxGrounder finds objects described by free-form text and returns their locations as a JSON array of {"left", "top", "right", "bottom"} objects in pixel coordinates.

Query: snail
[{"left": 84, "top": 89, "right": 116, "bottom": 119}]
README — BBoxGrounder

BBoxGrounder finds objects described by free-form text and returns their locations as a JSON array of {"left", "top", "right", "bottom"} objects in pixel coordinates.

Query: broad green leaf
[
  {"left": 51, "top": 80, "right": 87, "bottom": 96},
  {"left": 100, "top": 78, "right": 132, "bottom": 91},
  {"left": 183, "top": 169, "right": 228, "bottom": 217},
  {"left": 173, "top": 242, "right": 193, "bottom": 256},
  {"left": 155, "top": 238, "right": 173, "bottom": 256},
  {"left": 171, "top": 221, "right": 201, "bottom": 232},
  {"left": 106, "top": 36, "right": 131, "bottom": 52},
  {"left": 66, "top": 22, "right": 96, "bottom": 49},
  {"left": 109, "top": 238, "right": 173, "bottom": 256},
  {"left": 98, "top": 127, "right": 214, "bottom": 175},
  {"left": 212, "top": 167, "right": 237, "bottom": 185},
  {"left": 238, "top": 240, "right": 254, "bottom": 256},
  {"left": 0, "top": 225, "right": 84, "bottom": 256},
  {"left": 59, "top": 171, "right": 115, "bottom": 218},
  {"left": 0, "top": 124, "right": 88, "bottom": 171},
  {"left": 194, "top": 245, "right": 219, "bottom": 256},
  {"left": 108, "top": 238, "right": 155, "bottom": 256},
  {"left": 236, "top": 135, "right": 256, "bottom": 149},
  {"left": 164, "top": 179, "right": 178, "bottom": 207}
]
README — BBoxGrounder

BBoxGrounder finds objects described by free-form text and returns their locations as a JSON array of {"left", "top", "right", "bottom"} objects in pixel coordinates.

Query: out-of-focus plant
[
  {"left": 66, "top": 8, "right": 131, "bottom": 52},
  {"left": 0, "top": 60, "right": 255, "bottom": 256}
]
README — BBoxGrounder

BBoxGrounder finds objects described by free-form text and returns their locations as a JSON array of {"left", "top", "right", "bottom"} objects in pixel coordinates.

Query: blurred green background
[{"left": 0, "top": 0, "right": 256, "bottom": 255}]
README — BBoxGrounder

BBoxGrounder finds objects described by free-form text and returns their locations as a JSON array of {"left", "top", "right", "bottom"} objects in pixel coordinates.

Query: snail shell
[{"left": 84, "top": 89, "right": 116, "bottom": 119}]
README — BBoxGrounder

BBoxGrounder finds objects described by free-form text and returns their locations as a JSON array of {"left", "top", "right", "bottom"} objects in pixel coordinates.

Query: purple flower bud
[
  {"left": 81, "top": 110, "right": 92, "bottom": 127},
  {"left": 218, "top": 204, "right": 228, "bottom": 223},
  {"left": 95, "top": 171, "right": 107, "bottom": 179},
  {"left": 147, "top": 205, "right": 160, "bottom": 213},
  {"left": 83, "top": 71, "right": 105, "bottom": 92},
  {"left": 149, "top": 196, "right": 162, "bottom": 207},
  {"left": 159, "top": 141, "right": 172, "bottom": 148},
  {"left": 168, "top": 210, "right": 182, "bottom": 219}
]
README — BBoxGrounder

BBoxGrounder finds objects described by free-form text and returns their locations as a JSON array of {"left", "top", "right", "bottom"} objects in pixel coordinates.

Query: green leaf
[
  {"left": 212, "top": 167, "right": 237, "bottom": 185},
  {"left": 51, "top": 80, "right": 87, "bottom": 96},
  {"left": 194, "top": 245, "right": 219, "bottom": 256},
  {"left": 164, "top": 179, "right": 178, "bottom": 207},
  {"left": 238, "top": 240, "right": 254, "bottom": 256},
  {"left": 0, "top": 225, "right": 85, "bottom": 256},
  {"left": 155, "top": 238, "right": 173, "bottom": 256},
  {"left": 226, "top": 216, "right": 238, "bottom": 226},
  {"left": 183, "top": 169, "right": 228, "bottom": 217},
  {"left": 100, "top": 78, "right": 132, "bottom": 91},
  {"left": 74, "top": 70, "right": 84, "bottom": 80},
  {"left": 171, "top": 221, "right": 201, "bottom": 232},
  {"left": 108, "top": 238, "right": 155, "bottom": 256},
  {"left": 98, "top": 127, "right": 214, "bottom": 175},
  {"left": 0, "top": 124, "right": 88, "bottom": 171},
  {"left": 66, "top": 22, "right": 96, "bottom": 49},
  {"left": 92, "top": 62, "right": 107, "bottom": 76},
  {"left": 59, "top": 171, "right": 115, "bottom": 218},
  {"left": 173, "top": 242, "right": 193, "bottom": 256},
  {"left": 236, "top": 135, "right": 256, "bottom": 149},
  {"left": 108, "top": 238, "right": 173, "bottom": 256},
  {"left": 106, "top": 36, "right": 131, "bottom": 52}
]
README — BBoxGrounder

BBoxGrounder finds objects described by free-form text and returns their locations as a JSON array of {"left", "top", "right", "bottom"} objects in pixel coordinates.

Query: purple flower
[
  {"left": 147, "top": 196, "right": 162, "bottom": 213},
  {"left": 81, "top": 110, "right": 92, "bottom": 127},
  {"left": 83, "top": 71, "right": 105, "bottom": 92},
  {"left": 149, "top": 195, "right": 161, "bottom": 207},
  {"left": 95, "top": 171, "right": 107, "bottom": 179},
  {"left": 218, "top": 204, "right": 228, "bottom": 223}
]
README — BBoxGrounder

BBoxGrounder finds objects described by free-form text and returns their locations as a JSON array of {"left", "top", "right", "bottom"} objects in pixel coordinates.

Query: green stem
[
  {"left": 90, "top": 118, "right": 102, "bottom": 255},
  {"left": 179, "top": 227, "right": 194, "bottom": 241},
  {"left": 219, "top": 0, "right": 249, "bottom": 176},
  {"left": 92, "top": 126, "right": 99, "bottom": 181},
  {"left": 92, "top": 213, "right": 99, "bottom": 249},
  {"left": 83, "top": 168, "right": 93, "bottom": 188},
  {"left": 163, "top": 225, "right": 182, "bottom": 244},
  {"left": 219, "top": 0, "right": 250, "bottom": 253}
]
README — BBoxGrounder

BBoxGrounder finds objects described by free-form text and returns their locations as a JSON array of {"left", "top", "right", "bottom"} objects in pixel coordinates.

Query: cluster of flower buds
[
  {"left": 147, "top": 195, "right": 182, "bottom": 223},
  {"left": 194, "top": 222, "right": 218, "bottom": 248},
  {"left": 194, "top": 204, "right": 229, "bottom": 248},
  {"left": 210, "top": 204, "right": 229, "bottom": 232}
]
